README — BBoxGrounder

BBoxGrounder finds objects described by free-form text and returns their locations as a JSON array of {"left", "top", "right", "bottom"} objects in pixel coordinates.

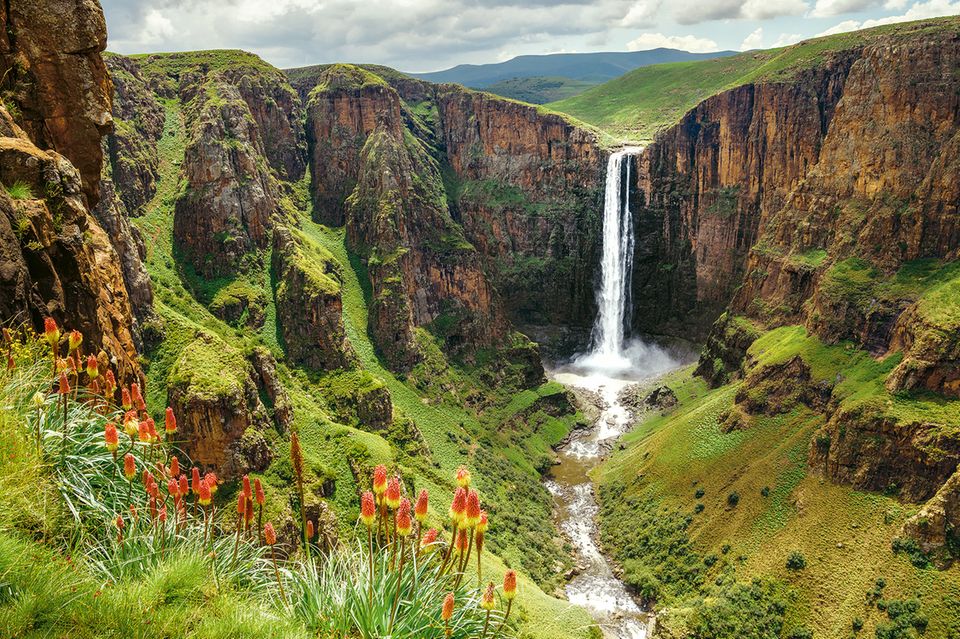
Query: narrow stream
[{"left": 546, "top": 346, "right": 681, "bottom": 639}]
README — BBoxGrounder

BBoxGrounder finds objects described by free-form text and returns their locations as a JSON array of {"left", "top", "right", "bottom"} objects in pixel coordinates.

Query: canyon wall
[{"left": 0, "top": 0, "right": 141, "bottom": 379}]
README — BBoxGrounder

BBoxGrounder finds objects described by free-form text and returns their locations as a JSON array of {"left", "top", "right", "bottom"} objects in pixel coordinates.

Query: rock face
[
  {"left": 299, "top": 64, "right": 604, "bottom": 368},
  {"left": 272, "top": 226, "right": 357, "bottom": 371},
  {"left": 886, "top": 296, "right": 960, "bottom": 398},
  {"left": 0, "top": 0, "right": 141, "bottom": 379},
  {"left": 0, "top": 0, "right": 114, "bottom": 206},
  {"left": 902, "top": 469, "right": 960, "bottom": 566},
  {"left": 166, "top": 332, "right": 274, "bottom": 479}
]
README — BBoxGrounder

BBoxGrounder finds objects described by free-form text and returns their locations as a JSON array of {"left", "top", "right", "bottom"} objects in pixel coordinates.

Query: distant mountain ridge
[{"left": 410, "top": 49, "right": 738, "bottom": 87}]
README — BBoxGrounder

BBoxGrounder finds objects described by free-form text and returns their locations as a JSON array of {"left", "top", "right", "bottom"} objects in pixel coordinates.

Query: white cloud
[
  {"left": 621, "top": 0, "right": 661, "bottom": 27},
  {"left": 739, "top": 27, "right": 764, "bottom": 50},
  {"left": 884, "top": 0, "right": 909, "bottom": 8},
  {"left": 811, "top": 0, "right": 880, "bottom": 17},
  {"left": 626, "top": 32, "right": 721, "bottom": 52},
  {"left": 139, "top": 8, "right": 175, "bottom": 44},
  {"left": 773, "top": 32, "right": 804, "bottom": 46},
  {"left": 673, "top": 0, "right": 808, "bottom": 24},
  {"left": 817, "top": 0, "right": 960, "bottom": 35}
]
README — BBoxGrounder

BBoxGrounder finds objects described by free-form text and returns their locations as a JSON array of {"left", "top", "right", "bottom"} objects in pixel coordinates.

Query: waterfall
[{"left": 580, "top": 147, "right": 643, "bottom": 371}]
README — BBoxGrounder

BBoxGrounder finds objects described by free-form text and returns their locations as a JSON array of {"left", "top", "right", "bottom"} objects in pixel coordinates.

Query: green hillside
[{"left": 549, "top": 16, "right": 960, "bottom": 142}]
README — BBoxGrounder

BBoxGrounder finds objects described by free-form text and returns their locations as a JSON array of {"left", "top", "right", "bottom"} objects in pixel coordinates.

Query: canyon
[{"left": 1, "top": 2, "right": 959, "bottom": 637}]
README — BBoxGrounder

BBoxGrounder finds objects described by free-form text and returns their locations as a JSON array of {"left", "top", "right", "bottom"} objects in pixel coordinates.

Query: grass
[
  {"left": 597, "top": 325, "right": 960, "bottom": 638},
  {"left": 3, "top": 181, "right": 33, "bottom": 200},
  {"left": 118, "top": 75, "right": 592, "bottom": 639},
  {"left": 549, "top": 15, "right": 960, "bottom": 142}
]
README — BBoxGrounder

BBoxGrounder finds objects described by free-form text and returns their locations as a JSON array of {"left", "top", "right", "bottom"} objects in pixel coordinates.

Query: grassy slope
[
  {"left": 598, "top": 322, "right": 960, "bottom": 636},
  {"left": 549, "top": 15, "right": 960, "bottom": 142},
  {"left": 483, "top": 76, "right": 598, "bottom": 104},
  {"left": 126, "top": 77, "right": 593, "bottom": 639}
]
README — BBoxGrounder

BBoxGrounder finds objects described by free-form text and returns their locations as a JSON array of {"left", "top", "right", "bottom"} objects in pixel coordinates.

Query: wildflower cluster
[{"left": 360, "top": 464, "right": 518, "bottom": 638}]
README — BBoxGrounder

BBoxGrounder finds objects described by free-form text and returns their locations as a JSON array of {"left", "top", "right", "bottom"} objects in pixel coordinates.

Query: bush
[
  {"left": 852, "top": 617, "right": 864, "bottom": 632},
  {"left": 891, "top": 537, "right": 930, "bottom": 568},
  {"left": 788, "top": 628, "right": 813, "bottom": 639},
  {"left": 695, "top": 488, "right": 705, "bottom": 499},
  {"left": 727, "top": 492, "right": 740, "bottom": 507},
  {"left": 761, "top": 486, "right": 770, "bottom": 497},
  {"left": 695, "top": 503, "right": 705, "bottom": 514},
  {"left": 786, "top": 551, "right": 806, "bottom": 571}
]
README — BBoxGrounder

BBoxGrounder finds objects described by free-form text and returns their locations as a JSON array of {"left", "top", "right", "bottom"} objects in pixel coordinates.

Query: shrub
[
  {"left": 695, "top": 488, "right": 705, "bottom": 499},
  {"left": 891, "top": 537, "right": 930, "bottom": 568},
  {"left": 695, "top": 503, "right": 705, "bottom": 514},
  {"left": 788, "top": 628, "right": 813, "bottom": 639},
  {"left": 786, "top": 551, "right": 806, "bottom": 571},
  {"left": 4, "top": 181, "right": 33, "bottom": 200},
  {"left": 761, "top": 486, "right": 770, "bottom": 497},
  {"left": 727, "top": 492, "right": 740, "bottom": 507},
  {"left": 852, "top": 617, "right": 864, "bottom": 632}
]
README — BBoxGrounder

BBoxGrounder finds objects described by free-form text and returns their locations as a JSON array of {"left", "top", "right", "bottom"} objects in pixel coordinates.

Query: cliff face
[
  {"left": 0, "top": 0, "right": 113, "bottom": 207},
  {"left": 0, "top": 0, "right": 141, "bottom": 379}
]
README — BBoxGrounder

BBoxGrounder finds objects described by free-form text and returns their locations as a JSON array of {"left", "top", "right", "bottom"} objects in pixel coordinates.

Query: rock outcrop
[
  {"left": 272, "top": 225, "right": 357, "bottom": 371},
  {"left": 166, "top": 332, "right": 274, "bottom": 479},
  {"left": 902, "top": 469, "right": 960, "bottom": 566},
  {"left": 0, "top": 0, "right": 114, "bottom": 207}
]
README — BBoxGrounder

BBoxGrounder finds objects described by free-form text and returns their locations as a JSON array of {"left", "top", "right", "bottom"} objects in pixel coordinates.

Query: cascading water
[
  {"left": 578, "top": 147, "right": 643, "bottom": 371},
  {"left": 545, "top": 147, "right": 688, "bottom": 639}
]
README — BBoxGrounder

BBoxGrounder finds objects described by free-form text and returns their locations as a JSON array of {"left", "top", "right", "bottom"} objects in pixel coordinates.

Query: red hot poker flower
[
  {"left": 104, "top": 423, "right": 119, "bottom": 452},
  {"left": 178, "top": 475, "right": 189, "bottom": 498},
  {"left": 86, "top": 355, "right": 99, "bottom": 379},
  {"left": 264, "top": 522, "right": 277, "bottom": 545},
  {"left": 455, "top": 465, "right": 471, "bottom": 488},
  {"left": 244, "top": 496, "right": 254, "bottom": 524},
  {"left": 242, "top": 475, "right": 251, "bottom": 502},
  {"left": 307, "top": 520, "right": 315, "bottom": 539},
  {"left": 205, "top": 472, "right": 218, "bottom": 494},
  {"left": 198, "top": 479, "right": 212, "bottom": 506},
  {"left": 481, "top": 583, "right": 496, "bottom": 610},
  {"left": 164, "top": 407, "right": 177, "bottom": 434},
  {"left": 420, "top": 527, "right": 439, "bottom": 549},
  {"left": 503, "top": 570, "right": 517, "bottom": 600},
  {"left": 58, "top": 372, "right": 70, "bottom": 395},
  {"left": 123, "top": 453, "right": 136, "bottom": 481},
  {"left": 167, "top": 478, "right": 179, "bottom": 498},
  {"left": 44, "top": 317, "right": 60, "bottom": 348},
  {"left": 476, "top": 510, "right": 489, "bottom": 533},
  {"left": 372, "top": 464, "right": 387, "bottom": 496},
  {"left": 360, "top": 491, "right": 376, "bottom": 528},
  {"left": 138, "top": 419, "right": 151, "bottom": 442},
  {"left": 104, "top": 369, "right": 116, "bottom": 398},
  {"left": 169, "top": 456, "right": 179, "bottom": 478},
  {"left": 448, "top": 487, "right": 466, "bottom": 523},
  {"left": 131, "top": 383, "right": 145, "bottom": 412},
  {"left": 237, "top": 492, "right": 246, "bottom": 516},
  {"left": 385, "top": 476, "right": 401, "bottom": 510},
  {"left": 414, "top": 489, "right": 429, "bottom": 522},
  {"left": 68, "top": 330, "right": 82, "bottom": 353},
  {"left": 121, "top": 387, "right": 132, "bottom": 411},
  {"left": 396, "top": 498, "right": 412, "bottom": 537},
  {"left": 254, "top": 478, "right": 265, "bottom": 505},
  {"left": 191, "top": 467, "right": 201, "bottom": 495},
  {"left": 442, "top": 593, "right": 455, "bottom": 621},
  {"left": 465, "top": 490, "right": 481, "bottom": 528}
]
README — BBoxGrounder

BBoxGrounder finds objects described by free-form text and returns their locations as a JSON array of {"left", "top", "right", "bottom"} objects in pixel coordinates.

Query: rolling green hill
[{"left": 549, "top": 15, "right": 960, "bottom": 142}]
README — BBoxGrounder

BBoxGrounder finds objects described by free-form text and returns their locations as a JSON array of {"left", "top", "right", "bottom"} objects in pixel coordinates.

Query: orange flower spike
[
  {"left": 6, "top": 352, "right": 13, "bottom": 371},
  {"left": 456, "top": 528, "right": 469, "bottom": 553},
  {"left": 396, "top": 498, "right": 412, "bottom": 537},
  {"left": 264, "top": 522, "right": 277, "bottom": 545},
  {"left": 476, "top": 510, "right": 489, "bottom": 533},
  {"left": 198, "top": 478, "right": 212, "bottom": 506},
  {"left": 414, "top": 489, "right": 429, "bottom": 522},
  {"left": 237, "top": 491, "right": 246, "bottom": 516},
  {"left": 122, "top": 411, "right": 138, "bottom": 437},
  {"left": 164, "top": 407, "right": 177, "bottom": 434},
  {"left": 385, "top": 476, "right": 401, "bottom": 510},
  {"left": 372, "top": 464, "right": 387, "bottom": 496},
  {"left": 360, "top": 491, "right": 376, "bottom": 528},
  {"left": 121, "top": 387, "right": 132, "bottom": 411},
  {"left": 307, "top": 520, "right": 315, "bottom": 539},
  {"left": 442, "top": 593, "right": 455, "bottom": 621},
  {"left": 104, "top": 423, "right": 119, "bottom": 452},
  {"left": 205, "top": 472, "right": 218, "bottom": 494},
  {"left": 138, "top": 419, "right": 151, "bottom": 443},
  {"left": 481, "top": 583, "right": 496, "bottom": 610},
  {"left": 159, "top": 506, "right": 168, "bottom": 525},
  {"left": 68, "top": 330, "right": 82, "bottom": 353},
  {"left": 421, "top": 527, "right": 439, "bottom": 549},
  {"left": 244, "top": 496, "right": 254, "bottom": 524},
  {"left": 254, "top": 477, "right": 265, "bottom": 505},
  {"left": 169, "top": 456, "right": 179, "bottom": 478},
  {"left": 455, "top": 465, "right": 471, "bottom": 488},
  {"left": 58, "top": 372, "right": 70, "bottom": 395},
  {"left": 86, "top": 355, "right": 99, "bottom": 379},
  {"left": 242, "top": 475, "right": 251, "bottom": 502},
  {"left": 131, "top": 383, "right": 145, "bottom": 412},
  {"left": 123, "top": 453, "right": 136, "bottom": 481},
  {"left": 104, "top": 369, "right": 116, "bottom": 398},
  {"left": 448, "top": 487, "right": 467, "bottom": 524},
  {"left": 178, "top": 474, "right": 189, "bottom": 498},
  {"left": 191, "top": 467, "right": 201, "bottom": 495},
  {"left": 167, "top": 478, "right": 179, "bottom": 498},
  {"left": 43, "top": 317, "right": 60, "bottom": 348},
  {"left": 465, "top": 490, "right": 481, "bottom": 529},
  {"left": 503, "top": 570, "right": 517, "bottom": 601}
]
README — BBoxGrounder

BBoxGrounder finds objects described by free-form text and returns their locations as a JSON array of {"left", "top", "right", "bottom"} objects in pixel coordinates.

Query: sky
[{"left": 101, "top": 0, "right": 960, "bottom": 72}]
